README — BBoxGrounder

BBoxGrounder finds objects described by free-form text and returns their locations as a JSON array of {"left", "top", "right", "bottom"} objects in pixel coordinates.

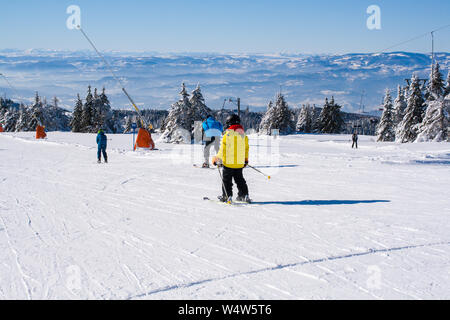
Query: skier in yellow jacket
[{"left": 212, "top": 114, "right": 250, "bottom": 203}]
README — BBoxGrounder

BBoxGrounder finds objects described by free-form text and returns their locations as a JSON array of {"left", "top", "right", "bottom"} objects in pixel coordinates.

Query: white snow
[{"left": 0, "top": 132, "right": 449, "bottom": 300}]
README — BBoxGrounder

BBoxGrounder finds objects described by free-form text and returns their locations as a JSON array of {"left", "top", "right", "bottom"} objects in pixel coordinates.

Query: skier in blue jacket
[
  {"left": 202, "top": 115, "right": 223, "bottom": 168},
  {"left": 96, "top": 129, "right": 108, "bottom": 163}
]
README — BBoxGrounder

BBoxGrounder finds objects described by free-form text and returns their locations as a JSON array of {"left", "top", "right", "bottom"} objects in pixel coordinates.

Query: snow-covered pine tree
[
  {"left": 259, "top": 100, "right": 278, "bottom": 135},
  {"left": 393, "top": 85, "right": 407, "bottom": 126},
  {"left": 189, "top": 84, "right": 212, "bottom": 140},
  {"left": 102, "top": 89, "right": 114, "bottom": 132},
  {"left": 396, "top": 74, "right": 426, "bottom": 143},
  {"left": 100, "top": 87, "right": 109, "bottom": 106},
  {"left": 425, "top": 62, "right": 445, "bottom": 102},
  {"left": 416, "top": 96, "right": 448, "bottom": 142},
  {"left": 4, "top": 109, "right": 19, "bottom": 132},
  {"left": 70, "top": 94, "right": 83, "bottom": 132},
  {"left": 91, "top": 88, "right": 102, "bottom": 131},
  {"left": 29, "top": 92, "right": 44, "bottom": 130},
  {"left": 376, "top": 89, "right": 395, "bottom": 142},
  {"left": 81, "top": 85, "right": 94, "bottom": 132},
  {"left": 444, "top": 71, "right": 450, "bottom": 98},
  {"left": 189, "top": 84, "right": 211, "bottom": 122},
  {"left": 274, "top": 93, "right": 295, "bottom": 135},
  {"left": 15, "top": 106, "right": 29, "bottom": 132},
  {"left": 259, "top": 101, "right": 275, "bottom": 135},
  {"left": 160, "top": 83, "right": 193, "bottom": 143},
  {"left": 296, "top": 104, "right": 313, "bottom": 133},
  {"left": 259, "top": 93, "right": 294, "bottom": 135},
  {"left": 124, "top": 116, "right": 132, "bottom": 133},
  {"left": 317, "top": 97, "right": 344, "bottom": 134},
  {"left": 310, "top": 104, "right": 321, "bottom": 133}
]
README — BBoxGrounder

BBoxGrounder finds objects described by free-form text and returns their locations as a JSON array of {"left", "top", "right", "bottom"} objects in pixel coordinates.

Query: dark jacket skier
[
  {"left": 352, "top": 133, "right": 358, "bottom": 149},
  {"left": 212, "top": 114, "right": 250, "bottom": 203},
  {"left": 96, "top": 129, "right": 108, "bottom": 163}
]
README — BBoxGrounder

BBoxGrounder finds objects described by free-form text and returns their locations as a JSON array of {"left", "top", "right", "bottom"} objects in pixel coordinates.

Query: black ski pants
[{"left": 222, "top": 166, "right": 249, "bottom": 198}]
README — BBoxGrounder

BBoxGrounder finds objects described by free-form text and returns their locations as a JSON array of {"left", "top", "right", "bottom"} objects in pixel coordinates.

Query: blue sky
[{"left": 1, "top": 0, "right": 449, "bottom": 54}]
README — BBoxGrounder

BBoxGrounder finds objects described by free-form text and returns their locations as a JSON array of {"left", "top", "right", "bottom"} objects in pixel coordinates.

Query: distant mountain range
[{"left": 0, "top": 49, "right": 448, "bottom": 114}]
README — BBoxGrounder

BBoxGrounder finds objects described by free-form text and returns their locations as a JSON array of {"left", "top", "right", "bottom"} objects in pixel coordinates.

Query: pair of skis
[{"left": 203, "top": 197, "right": 252, "bottom": 206}]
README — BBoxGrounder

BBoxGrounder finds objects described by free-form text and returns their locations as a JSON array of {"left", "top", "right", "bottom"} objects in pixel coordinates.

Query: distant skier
[
  {"left": 352, "top": 132, "right": 358, "bottom": 149},
  {"left": 202, "top": 115, "right": 223, "bottom": 168},
  {"left": 212, "top": 114, "right": 250, "bottom": 203},
  {"left": 96, "top": 129, "right": 108, "bottom": 163}
]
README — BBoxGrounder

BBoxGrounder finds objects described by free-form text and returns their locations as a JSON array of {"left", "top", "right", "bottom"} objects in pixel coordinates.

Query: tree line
[{"left": 377, "top": 63, "right": 450, "bottom": 143}]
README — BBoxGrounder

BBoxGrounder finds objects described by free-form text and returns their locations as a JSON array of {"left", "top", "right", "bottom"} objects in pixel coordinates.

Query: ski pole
[
  {"left": 217, "top": 166, "right": 231, "bottom": 204},
  {"left": 247, "top": 165, "right": 271, "bottom": 180}
]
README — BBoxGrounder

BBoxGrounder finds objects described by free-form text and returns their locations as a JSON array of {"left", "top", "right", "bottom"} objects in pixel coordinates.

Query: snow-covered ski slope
[{"left": 0, "top": 132, "right": 449, "bottom": 300}]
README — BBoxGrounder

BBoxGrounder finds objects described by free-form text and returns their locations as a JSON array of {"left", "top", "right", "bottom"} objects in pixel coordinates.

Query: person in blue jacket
[
  {"left": 96, "top": 129, "right": 108, "bottom": 163},
  {"left": 202, "top": 115, "right": 223, "bottom": 168}
]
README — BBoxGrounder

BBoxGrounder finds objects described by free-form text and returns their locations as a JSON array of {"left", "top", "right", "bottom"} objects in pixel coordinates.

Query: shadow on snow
[
  {"left": 251, "top": 200, "right": 390, "bottom": 206},
  {"left": 252, "top": 165, "right": 299, "bottom": 169}
]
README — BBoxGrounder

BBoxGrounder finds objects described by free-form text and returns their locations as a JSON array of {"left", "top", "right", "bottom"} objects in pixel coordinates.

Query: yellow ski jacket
[{"left": 214, "top": 124, "right": 249, "bottom": 169}]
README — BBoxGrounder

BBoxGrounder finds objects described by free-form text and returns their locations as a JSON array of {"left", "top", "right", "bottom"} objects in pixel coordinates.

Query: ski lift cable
[
  {"left": 354, "top": 23, "right": 450, "bottom": 113},
  {"left": 375, "top": 23, "right": 450, "bottom": 54},
  {"left": 77, "top": 26, "right": 147, "bottom": 128},
  {"left": 0, "top": 72, "right": 26, "bottom": 106}
]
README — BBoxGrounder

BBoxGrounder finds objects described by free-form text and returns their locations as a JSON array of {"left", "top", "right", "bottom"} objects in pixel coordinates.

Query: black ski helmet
[{"left": 226, "top": 114, "right": 241, "bottom": 128}]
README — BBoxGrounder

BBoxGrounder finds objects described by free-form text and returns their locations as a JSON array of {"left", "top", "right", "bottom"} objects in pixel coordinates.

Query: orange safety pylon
[
  {"left": 0, "top": 124, "right": 4, "bottom": 133},
  {"left": 134, "top": 128, "right": 155, "bottom": 150},
  {"left": 36, "top": 125, "right": 47, "bottom": 139}
]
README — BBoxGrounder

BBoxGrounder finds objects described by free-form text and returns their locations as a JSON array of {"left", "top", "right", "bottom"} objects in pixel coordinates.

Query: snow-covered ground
[{"left": 0, "top": 132, "right": 449, "bottom": 300}]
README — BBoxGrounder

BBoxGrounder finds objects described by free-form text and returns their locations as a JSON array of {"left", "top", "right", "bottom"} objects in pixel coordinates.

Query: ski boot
[
  {"left": 218, "top": 195, "right": 233, "bottom": 203},
  {"left": 97, "top": 159, "right": 101, "bottom": 164},
  {"left": 236, "top": 195, "right": 252, "bottom": 203},
  {"left": 202, "top": 162, "right": 210, "bottom": 168}
]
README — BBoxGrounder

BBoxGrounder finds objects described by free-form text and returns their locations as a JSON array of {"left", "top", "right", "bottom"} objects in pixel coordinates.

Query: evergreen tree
[
  {"left": 100, "top": 87, "right": 113, "bottom": 132},
  {"left": 274, "top": 93, "right": 295, "bottom": 134},
  {"left": 100, "top": 87, "right": 110, "bottom": 106},
  {"left": 259, "top": 101, "right": 276, "bottom": 135},
  {"left": 29, "top": 92, "right": 44, "bottom": 130},
  {"left": 189, "top": 84, "right": 212, "bottom": 140},
  {"left": 377, "top": 89, "right": 395, "bottom": 142},
  {"left": 15, "top": 106, "right": 30, "bottom": 131},
  {"left": 393, "top": 85, "right": 407, "bottom": 126},
  {"left": 259, "top": 94, "right": 294, "bottom": 135},
  {"left": 91, "top": 88, "right": 102, "bottom": 130},
  {"left": 317, "top": 97, "right": 344, "bottom": 134},
  {"left": 425, "top": 62, "right": 445, "bottom": 101},
  {"left": 81, "top": 85, "right": 94, "bottom": 132},
  {"left": 160, "top": 83, "right": 193, "bottom": 143},
  {"left": 124, "top": 116, "right": 132, "bottom": 133},
  {"left": 296, "top": 104, "right": 313, "bottom": 133},
  {"left": 4, "top": 109, "right": 19, "bottom": 132},
  {"left": 396, "top": 74, "right": 426, "bottom": 143},
  {"left": 416, "top": 97, "right": 448, "bottom": 142},
  {"left": 444, "top": 71, "right": 450, "bottom": 98},
  {"left": 189, "top": 84, "right": 211, "bottom": 122},
  {"left": 70, "top": 94, "right": 83, "bottom": 132}
]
